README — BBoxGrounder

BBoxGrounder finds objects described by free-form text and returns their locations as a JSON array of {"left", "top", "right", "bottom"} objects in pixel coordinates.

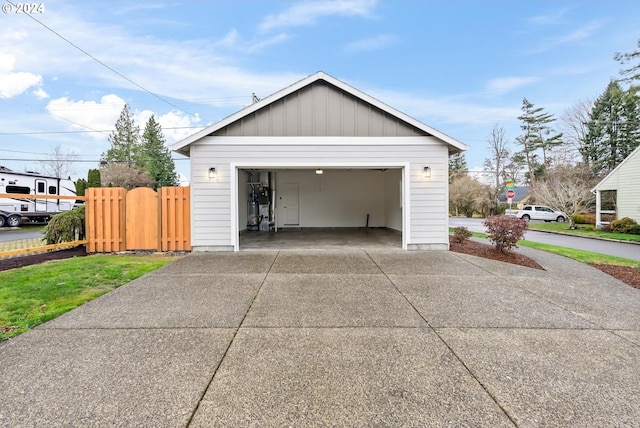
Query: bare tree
[
  {"left": 40, "top": 145, "right": 77, "bottom": 178},
  {"left": 559, "top": 98, "right": 593, "bottom": 166},
  {"left": 483, "top": 124, "right": 511, "bottom": 214},
  {"left": 533, "top": 164, "right": 596, "bottom": 229},
  {"left": 100, "top": 163, "right": 153, "bottom": 190},
  {"left": 449, "top": 175, "right": 488, "bottom": 217}
]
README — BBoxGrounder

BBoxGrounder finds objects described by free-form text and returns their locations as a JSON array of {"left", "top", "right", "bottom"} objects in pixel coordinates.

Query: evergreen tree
[
  {"left": 584, "top": 81, "right": 640, "bottom": 176},
  {"left": 75, "top": 178, "right": 87, "bottom": 196},
  {"left": 448, "top": 152, "right": 467, "bottom": 181},
  {"left": 102, "top": 104, "right": 140, "bottom": 165},
  {"left": 615, "top": 38, "right": 640, "bottom": 83},
  {"left": 139, "top": 115, "right": 178, "bottom": 189},
  {"left": 87, "top": 168, "right": 101, "bottom": 188},
  {"left": 515, "top": 98, "right": 562, "bottom": 189}
]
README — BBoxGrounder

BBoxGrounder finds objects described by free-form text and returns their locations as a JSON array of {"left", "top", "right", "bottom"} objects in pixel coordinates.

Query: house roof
[
  {"left": 171, "top": 71, "right": 468, "bottom": 156},
  {"left": 591, "top": 144, "right": 640, "bottom": 192},
  {"left": 497, "top": 186, "right": 530, "bottom": 203}
]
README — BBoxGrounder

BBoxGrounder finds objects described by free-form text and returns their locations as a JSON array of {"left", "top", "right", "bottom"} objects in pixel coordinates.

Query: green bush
[
  {"left": 452, "top": 226, "right": 472, "bottom": 243},
  {"left": 610, "top": 217, "right": 638, "bottom": 234},
  {"left": 628, "top": 225, "right": 640, "bottom": 235},
  {"left": 42, "top": 206, "right": 85, "bottom": 244}
]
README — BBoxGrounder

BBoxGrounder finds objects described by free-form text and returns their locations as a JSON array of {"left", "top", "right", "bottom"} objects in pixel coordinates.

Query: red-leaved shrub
[{"left": 483, "top": 216, "right": 528, "bottom": 252}]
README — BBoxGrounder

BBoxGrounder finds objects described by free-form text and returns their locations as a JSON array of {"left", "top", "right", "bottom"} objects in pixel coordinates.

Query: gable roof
[
  {"left": 172, "top": 71, "right": 467, "bottom": 156},
  {"left": 592, "top": 144, "right": 640, "bottom": 192}
]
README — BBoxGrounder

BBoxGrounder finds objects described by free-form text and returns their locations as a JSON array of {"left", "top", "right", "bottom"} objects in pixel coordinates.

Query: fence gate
[
  {"left": 86, "top": 186, "right": 190, "bottom": 253},
  {"left": 125, "top": 187, "right": 158, "bottom": 250}
]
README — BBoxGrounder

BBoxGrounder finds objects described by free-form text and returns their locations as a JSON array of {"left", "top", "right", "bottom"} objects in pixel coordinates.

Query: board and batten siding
[
  {"left": 189, "top": 136, "right": 449, "bottom": 250},
  {"left": 213, "top": 81, "right": 424, "bottom": 138},
  {"left": 596, "top": 149, "right": 640, "bottom": 222}
]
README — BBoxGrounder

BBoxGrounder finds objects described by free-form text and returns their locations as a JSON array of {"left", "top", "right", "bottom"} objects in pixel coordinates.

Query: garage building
[{"left": 172, "top": 72, "right": 467, "bottom": 251}]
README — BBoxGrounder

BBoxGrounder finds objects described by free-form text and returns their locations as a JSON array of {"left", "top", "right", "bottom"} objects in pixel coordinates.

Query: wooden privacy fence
[{"left": 86, "top": 187, "right": 190, "bottom": 253}]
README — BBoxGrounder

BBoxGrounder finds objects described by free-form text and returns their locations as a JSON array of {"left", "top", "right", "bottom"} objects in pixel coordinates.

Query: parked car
[
  {"left": 513, "top": 205, "right": 568, "bottom": 222},
  {"left": 0, "top": 210, "right": 22, "bottom": 227}
]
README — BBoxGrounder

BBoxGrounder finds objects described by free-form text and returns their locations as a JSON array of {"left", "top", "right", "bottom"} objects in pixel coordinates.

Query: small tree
[
  {"left": 533, "top": 164, "right": 596, "bottom": 229},
  {"left": 87, "top": 168, "right": 101, "bottom": 188},
  {"left": 100, "top": 163, "right": 153, "bottom": 190},
  {"left": 484, "top": 216, "right": 528, "bottom": 252},
  {"left": 42, "top": 206, "right": 85, "bottom": 244},
  {"left": 139, "top": 115, "right": 178, "bottom": 189},
  {"left": 40, "top": 145, "right": 77, "bottom": 178}
]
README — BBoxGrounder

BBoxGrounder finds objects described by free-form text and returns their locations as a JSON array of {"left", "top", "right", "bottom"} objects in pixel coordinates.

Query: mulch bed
[
  {"left": 0, "top": 246, "right": 87, "bottom": 272},
  {"left": 449, "top": 238, "right": 544, "bottom": 270},
  {"left": 589, "top": 264, "right": 640, "bottom": 290},
  {"left": 450, "top": 237, "right": 640, "bottom": 290}
]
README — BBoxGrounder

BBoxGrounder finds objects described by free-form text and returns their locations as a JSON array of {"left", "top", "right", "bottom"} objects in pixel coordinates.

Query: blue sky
[{"left": 1, "top": 0, "right": 639, "bottom": 183}]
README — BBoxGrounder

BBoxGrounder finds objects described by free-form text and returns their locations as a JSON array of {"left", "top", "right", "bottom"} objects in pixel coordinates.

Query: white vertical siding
[
  {"left": 596, "top": 148, "right": 640, "bottom": 223},
  {"left": 190, "top": 137, "right": 449, "bottom": 250}
]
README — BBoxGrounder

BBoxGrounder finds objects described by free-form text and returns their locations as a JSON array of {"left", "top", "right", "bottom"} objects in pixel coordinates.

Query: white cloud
[
  {"left": 46, "top": 94, "right": 126, "bottom": 139},
  {"left": 0, "top": 54, "right": 43, "bottom": 98},
  {"left": 32, "top": 88, "right": 50, "bottom": 99},
  {"left": 528, "top": 8, "right": 570, "bottom": 26},
  {"left": 259, "top": 0, "right": 376, "bottom": 32},
  {"left": 486, "top": 76, "right": 539, "bottom": 95},
  {"left": 371, "top": 88, "right": 520, "bottom": 125},
  {"left": 344, "top": 34, "right": 397, "bottom": 53},
  {"left": 526, "top": 22, "right": 602, "bottom": 54},
  {"left": 137, "top": 109, "right": 204, "bottom": 144}
]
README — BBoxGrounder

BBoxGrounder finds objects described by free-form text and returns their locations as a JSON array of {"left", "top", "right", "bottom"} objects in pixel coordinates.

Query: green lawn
[
  {"left": 0, "top": 254, "right": 177, "bottom": 341},
  {"left": 454, "top": 228, "right": 640, "bottom": 269},
  {"left": 527, "top": 221, "right": 640, "bottom": 243}
]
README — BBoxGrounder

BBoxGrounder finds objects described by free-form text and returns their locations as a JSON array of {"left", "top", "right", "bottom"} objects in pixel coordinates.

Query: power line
[
  {"left": 0, "top": 126, "right": 206, "bottom": 136},
  {"left": 12, "top": 1, "right": 197, "bottom": 119}
]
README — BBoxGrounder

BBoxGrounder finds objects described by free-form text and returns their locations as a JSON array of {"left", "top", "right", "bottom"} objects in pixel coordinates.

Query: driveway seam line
[
  {"left": 364, "top": 250, "right": 520, "bottom": 427},
  {"left": 185, "top": 251, "right": 280, "bottom": 427}
]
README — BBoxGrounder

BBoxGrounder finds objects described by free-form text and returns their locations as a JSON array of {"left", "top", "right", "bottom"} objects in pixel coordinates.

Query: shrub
[
  {"left": 483, "top": 215, "right": 528, "bottom": 252},
  {"left": 628, "top": 225, "right": 640, "bottom": 235},
  {"left": 42, "top": 206, "right": 85, "bottom": 244},
  {"left": 610, "top": 217, "right": 638, "bottom": 234},
  {"left": 452, "top": 226, "right": 472, "bottom": 243}
]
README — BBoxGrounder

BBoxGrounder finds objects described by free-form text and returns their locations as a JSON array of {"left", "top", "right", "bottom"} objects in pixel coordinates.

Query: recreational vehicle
[{"left": 0, "top": 168, "right": 77, "bottom": 226}]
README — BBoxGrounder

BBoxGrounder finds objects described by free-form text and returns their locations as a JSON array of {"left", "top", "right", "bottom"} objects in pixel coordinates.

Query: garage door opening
[{"left": 236, "top": 167, "right": 404, "bottom": 250}]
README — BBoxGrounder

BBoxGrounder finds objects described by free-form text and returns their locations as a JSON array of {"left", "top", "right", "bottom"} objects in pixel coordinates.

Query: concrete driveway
[{"left": 1, "top": 248, "right": 640, "bottom": 426}]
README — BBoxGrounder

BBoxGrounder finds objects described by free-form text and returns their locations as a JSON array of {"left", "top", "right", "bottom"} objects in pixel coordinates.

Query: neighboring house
[
  {"left": 592, "top": 145, "right": 640, "bottom": 226},
  {"left": 171, "top": 71, "right": 467, "bottom": 251}
]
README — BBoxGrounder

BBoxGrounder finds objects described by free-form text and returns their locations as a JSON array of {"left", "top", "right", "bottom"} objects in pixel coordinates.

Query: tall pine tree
[
  {"left": 584, "top": 81, "right": 640, "bottom": 176},
  {"left": 139, "top": 115, "right": 178, "bottom": 189},
  {"left": 102, "top": 104, "right": 140, "bottom": 165},
  {"left": 515, "top": 98, "right": 562, "bottom": 189}
]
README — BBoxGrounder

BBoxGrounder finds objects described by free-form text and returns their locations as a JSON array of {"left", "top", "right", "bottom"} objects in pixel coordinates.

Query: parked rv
[{"left": 0, "top": 168, "right": 76, "bottom": 226}]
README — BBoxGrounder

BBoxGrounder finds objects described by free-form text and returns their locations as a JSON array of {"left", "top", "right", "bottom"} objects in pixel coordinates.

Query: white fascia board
[{"left": 196, "top": 136, "right": 442, "bottom": 146}]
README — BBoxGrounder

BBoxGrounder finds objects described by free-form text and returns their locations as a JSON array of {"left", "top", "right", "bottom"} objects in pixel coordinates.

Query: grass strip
[
  {"left": 527, "top": 222, "right": 640, "bottom": 243},
  {"left": 0, "top": 254, "right": 177, "bottom": 341},
  {"left": 451, "top": 227, "right": 640, "bottom": 269}
]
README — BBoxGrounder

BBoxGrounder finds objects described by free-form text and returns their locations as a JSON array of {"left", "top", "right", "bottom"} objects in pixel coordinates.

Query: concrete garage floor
[
  {"left": 240, "top": 227, "right": 402, "bottom": 250},
  {"left": 1, "top": 247, "right": 640, "bottom": 426}
]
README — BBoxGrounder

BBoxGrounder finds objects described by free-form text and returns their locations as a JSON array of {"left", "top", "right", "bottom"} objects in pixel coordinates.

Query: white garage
[{"left": 172, "top": 72, "right": 467, "bottom": 251}]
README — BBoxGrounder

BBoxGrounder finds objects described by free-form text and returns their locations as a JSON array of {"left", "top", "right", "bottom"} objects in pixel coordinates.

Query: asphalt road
[
  {"left": 450, "top": 217, "right": 640, "bottom": 262},
  {"left": 0, "top": 227, "right": 43, "bottom": 242}
]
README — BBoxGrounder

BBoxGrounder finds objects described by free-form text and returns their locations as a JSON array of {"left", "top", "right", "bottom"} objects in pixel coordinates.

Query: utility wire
[{"left": 11, "top": 0, "right": 196, "bottom": 118}]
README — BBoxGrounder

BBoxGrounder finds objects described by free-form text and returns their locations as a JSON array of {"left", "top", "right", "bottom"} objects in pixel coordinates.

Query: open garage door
[{"left": 235, "top": 167, "right": 405, "bottom": 250}]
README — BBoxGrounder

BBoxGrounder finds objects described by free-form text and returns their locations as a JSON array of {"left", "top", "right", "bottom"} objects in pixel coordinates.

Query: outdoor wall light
[
  {"left": 208, "top": 167, "right": 217, "bottom": 179},
  {"left": 315, "top": 169, "right": 323, "bottom": 175},
  {"left": 423, "top": 166, "right": 431, "bottom": 178}
]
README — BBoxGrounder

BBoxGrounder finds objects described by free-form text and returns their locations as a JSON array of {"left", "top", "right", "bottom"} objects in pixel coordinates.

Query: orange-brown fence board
[
  {"left": 86, "top": 187, "right": 126, "bottom": 253},
  {"left": 160, "top": 187, "right": 191, "bottom": 251},
  {"left": 125, "top": 188, "right": 159, "bottom": 250}
]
